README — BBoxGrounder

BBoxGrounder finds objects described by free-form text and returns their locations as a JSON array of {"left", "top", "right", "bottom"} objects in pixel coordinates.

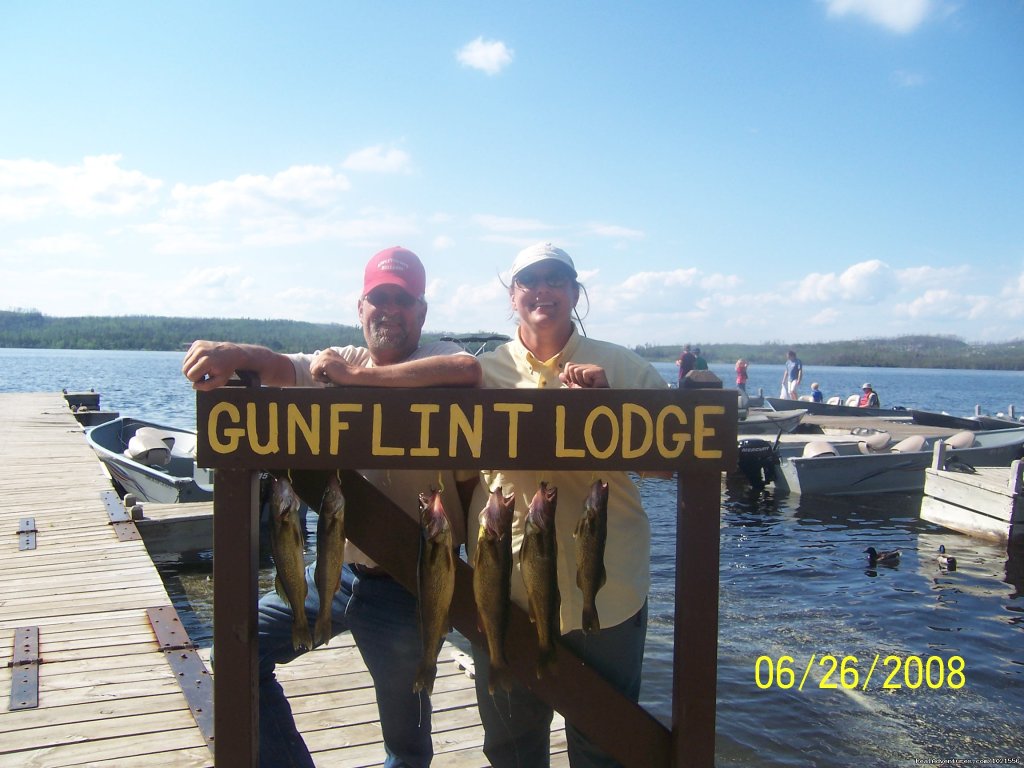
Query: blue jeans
[
  {"left": 258, "top": 562, "right": 432, "bottom": 768},
  {"left": 472, "top": 602, "right": 648, "bottom": 768}
]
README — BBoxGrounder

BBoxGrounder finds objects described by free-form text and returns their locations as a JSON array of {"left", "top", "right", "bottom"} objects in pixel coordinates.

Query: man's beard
[{"left": 367, "top": 320, "right": 409, "bottom": 350}]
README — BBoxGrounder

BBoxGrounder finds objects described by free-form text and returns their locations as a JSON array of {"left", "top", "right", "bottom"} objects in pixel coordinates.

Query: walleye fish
[
  {"left": 413, "top": 487, "right": 456, "bottom": 695},
  {"left": 270, "top": 474, "right": 312, "bottom": 651},
  {"left": 472, "top": 488, "right": 516, "bottom": 694},
  {"left": 313, "top": 472, "right": 346, "bottom": 647},
  {"left": 575, "top": 479, "right": 609, "bottom": 634},
  {"left": 520, "top": 481, "right": 560, "bottom": 678}
]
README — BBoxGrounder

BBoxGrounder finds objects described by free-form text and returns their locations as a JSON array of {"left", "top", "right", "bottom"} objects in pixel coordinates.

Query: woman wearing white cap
[{"left": 464, "top": 242, "right": 667, "bottom": 768}]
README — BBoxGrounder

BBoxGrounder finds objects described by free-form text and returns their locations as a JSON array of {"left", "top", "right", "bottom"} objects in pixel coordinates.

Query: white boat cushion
[
  {"left": 857, "top": 432, "right": 892, "bottom": 454},
  {"left": 944, "top": 430, "right": 976, "bottom": 449},
  {"left": 891, "top": 435, "right": 926, "bottom": 453},
  {"left": 803, "top": 440, "right": 837, "bottom": 458},
  {"left": 125, "top": 429, "right": 173, "bottom": 467}
]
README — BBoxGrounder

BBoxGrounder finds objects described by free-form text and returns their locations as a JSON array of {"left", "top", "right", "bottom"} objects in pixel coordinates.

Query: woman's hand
[{"left": 559, "top": 363, "right": 609, "bottom": 388}]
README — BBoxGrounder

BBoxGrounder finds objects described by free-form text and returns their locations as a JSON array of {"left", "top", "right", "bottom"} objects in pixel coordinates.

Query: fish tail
[
  {"left": 313, "top": 612, "right": 332, "bottom": 647},
  {"left": 413, "top": 659, "right": 437, "bottom": 696},
  {"left": 488, "top": 655, "right": 514, "bottom": 695},
  {"left": 536, "top": 643, "right": 557, "bottom": 679},
  {"left": 582, "top": 605, "right": 601, "bottom": 635},
  {"left": 292, "top": 621, "right": 313, "bottom": 652}
]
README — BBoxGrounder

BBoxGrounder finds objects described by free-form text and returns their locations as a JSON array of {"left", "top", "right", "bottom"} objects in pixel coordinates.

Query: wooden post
[
  {"left": 932, "top": 440, "right": 946, "bottom": 470},
  {"left": 212, "top": 468, "right": 260, "bottom": 765}
]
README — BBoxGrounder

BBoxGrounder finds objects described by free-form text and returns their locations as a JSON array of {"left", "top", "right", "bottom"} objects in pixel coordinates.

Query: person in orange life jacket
[{"left": 858, "top": 383, "right": 880, "bottom": 408}]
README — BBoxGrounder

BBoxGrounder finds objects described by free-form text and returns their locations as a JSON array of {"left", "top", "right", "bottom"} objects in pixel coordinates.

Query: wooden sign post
[{"left": 196, "top": 384, "right": 737, "bottom": 767}]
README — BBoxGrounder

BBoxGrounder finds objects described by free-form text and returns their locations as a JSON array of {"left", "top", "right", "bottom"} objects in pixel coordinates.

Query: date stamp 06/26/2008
[{"left": 753, "top": 653, "right": 966, "bottom": 692}]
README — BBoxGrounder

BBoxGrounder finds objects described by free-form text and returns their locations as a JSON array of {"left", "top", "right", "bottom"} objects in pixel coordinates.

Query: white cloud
[
  {"left": 587, "top": 223, "right": 645, "bottom": 240},
  {"left": 794, "top": 259, "right": 895, "bottom": 303},
  {"left": 822, "top": 0, "right": 934, "bottom": 33},
  {"left": 342, "top": 145, "right": 412, "bottom": 174},
  {"left": 456, "top": 37, "right": 514, "bottom": 75},
  {"left": 892, "top": 70, "right": 926, "bottom": 88},
  {"left": 474, "top": 214, "right": 552, "bottom": 233},
  {"left": 18, "top": 233, "right": 99, "bottom": 254},
  {"left": 165, "top": 165, "right": 350, "bottom": 222},
  {"left": 0, "top": 154, "right": 162, "bottom": 221}
]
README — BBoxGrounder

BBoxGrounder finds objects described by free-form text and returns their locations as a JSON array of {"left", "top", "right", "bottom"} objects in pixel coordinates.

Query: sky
[{"left": 1, "top": 1, "right": 1022, "bottom": 348}]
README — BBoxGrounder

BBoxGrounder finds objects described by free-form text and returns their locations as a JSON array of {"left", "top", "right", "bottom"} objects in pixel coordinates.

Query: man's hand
[
  {"left": 310, "top": 348, "right": 361, "bottom": 385},
  {"left": 559, "top": 363, "right": 609, "bottom": 389},
  {"left": 182, "top": 340, "right": 242, "bottom": 391}
]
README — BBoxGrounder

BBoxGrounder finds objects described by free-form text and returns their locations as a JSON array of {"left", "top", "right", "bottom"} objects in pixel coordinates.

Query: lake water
[{"left": 3, "top": 348, "right": 1023, "bottom": 765}]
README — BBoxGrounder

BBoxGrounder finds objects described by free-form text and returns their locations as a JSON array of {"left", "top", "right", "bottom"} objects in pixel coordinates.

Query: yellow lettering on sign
[
  {"left": 656, "top": 405, "right": 690, "bottom": 458},
  {"left": 494, "top": 403, "right": 532, "bottom": 459},
  {"left": 372, "top": 403, "right": 404, "bottom": 456},
  {"left": 246, "top": 402, "right": 279, "bottom": 455},
  {"left": 410, "top": 404, "right": 440, "bottom": 457},
  {"left": 555, "top": 405, "right": 585, "bottom": 458},
  {"left": 694, "top": 405, "right": 724, "bottom": 458},
  {"left": 622, "top": 403, "right": 654, "bottom": 459},
  {"left": 287, "top": 403, "right": 320, "bottom": 455},
  {"left": 330, "top": 403, "right": 362, "bottom": 454},
  {"left": 208, "top": 402, "right": 244, "bottom": 453},
  {"left": 450, "top": 403, "right": 483, "bottom": 458},
  {"left": 583, "top": 405, "right": 618, "bottom": 460}
]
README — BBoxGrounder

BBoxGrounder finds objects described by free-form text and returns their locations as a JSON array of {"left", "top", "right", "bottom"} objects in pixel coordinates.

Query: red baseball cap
[{"left": 363, "top": 246, "right": 426, "bottom": 298}]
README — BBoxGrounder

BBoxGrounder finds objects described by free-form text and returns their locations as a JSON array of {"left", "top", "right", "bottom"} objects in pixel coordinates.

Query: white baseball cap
[{"left": 510, "top": 242, "right": 577, "bottom": 282}]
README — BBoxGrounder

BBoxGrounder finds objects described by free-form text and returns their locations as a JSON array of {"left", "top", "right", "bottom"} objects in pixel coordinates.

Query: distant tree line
[
  {"left": 0, "top": 310, "right": 504, "bottom": 355},
  {"left": 633, "top": 336, "right": 1024, "bottom": 371},
  {"left": 2, "top": 310, "right": 1022, "bottom": 369}
]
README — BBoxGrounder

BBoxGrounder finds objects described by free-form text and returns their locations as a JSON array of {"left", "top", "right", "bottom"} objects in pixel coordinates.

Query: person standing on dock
[
  {"left": 182, "top": 246, "right": 481, "bottom": 768},
  {"left": 735, "top": 358, "right": 749, "bottom": 394},
  {"left": 780, "top": 349, "right": 803, "bottom": 400},
  {"left": 675, "top": 343, "right": 696, "bottom": 384},
  {"left": 462, "top": 242, "right": 667, "bottom": 768}
]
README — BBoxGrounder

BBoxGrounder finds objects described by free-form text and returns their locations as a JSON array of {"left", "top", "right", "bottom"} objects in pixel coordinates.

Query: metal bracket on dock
[
  {"left": 8, "top": 626, "right": 40, "bottom": 710},
  {"left": 147, "top": 605, "right": 215, "bottom": 755},
  {"left": 100, "top": 490, "right": 142, "bottom": 542},
  {"left": 18, "top": 518, "right": 37, "bottom": 551}
]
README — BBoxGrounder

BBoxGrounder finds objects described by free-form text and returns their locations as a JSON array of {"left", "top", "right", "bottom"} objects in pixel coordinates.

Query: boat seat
[
  {"left": 890, "top": 435, "right": 926, "bottom": 453},
  {"left": 798, "top": 395, "right": 813, "bottom": 402},
  {"left": 826, "top": 396, "right": 842, "bottom": 405},
  {"left": 844, "top": 395, "right": 860, "bottom": 407},
  {"left": 944, "top": 430, "right": 976, "bottom": 449},
  {"left": 802, "top": 440, "right": 837, "bottom": 458},
  {"left": 857, "top": 431, "right": 892, "bottom": 454},
  {"left": 125, "top": 427, "right": 174, "bottom": 467}
]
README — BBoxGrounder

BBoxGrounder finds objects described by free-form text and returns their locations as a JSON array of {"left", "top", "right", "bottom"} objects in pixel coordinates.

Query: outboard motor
[{"left": 737, "top": 438, "right": 780, "bottom": 491}]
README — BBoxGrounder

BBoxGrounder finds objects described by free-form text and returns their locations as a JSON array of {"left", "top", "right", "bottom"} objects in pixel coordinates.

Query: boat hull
[
  {"left": 86, "top": 417, "right": 213, "bottom": 503},
  {"left": 776, "top": 428, "right": 1024, "bottom": 496}
]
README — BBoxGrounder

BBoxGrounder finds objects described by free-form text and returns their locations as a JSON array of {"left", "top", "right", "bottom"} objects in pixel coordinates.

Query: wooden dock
[
  {"left": 0, "top": 393, "right": 566, "bottom": 767},
  {"left": 920, "top": 446, "right": 1024, "bottom": 544}
]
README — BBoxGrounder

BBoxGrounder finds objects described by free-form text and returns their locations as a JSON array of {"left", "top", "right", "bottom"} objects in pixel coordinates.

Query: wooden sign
[{"left": 196, "top": 386, "right": 738, "bottom": 472}]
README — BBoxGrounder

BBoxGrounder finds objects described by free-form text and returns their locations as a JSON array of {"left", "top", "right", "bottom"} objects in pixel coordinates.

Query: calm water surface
[{"left": 3, "top": 348, "right": 1023, "bottom": 765}]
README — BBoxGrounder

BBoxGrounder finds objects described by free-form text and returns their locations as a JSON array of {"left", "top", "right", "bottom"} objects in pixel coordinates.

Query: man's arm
[
  {"left": 182, "top": 340, "right": 298, "bottom": 390},
  {"left": 317, "top": 351, "right": 482, "bottom": 388}
]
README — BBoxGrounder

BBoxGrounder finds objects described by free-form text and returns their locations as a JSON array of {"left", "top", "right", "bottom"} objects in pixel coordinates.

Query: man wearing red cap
[{"left": 183, "top": 246, "right": 480, "bottom": 768}]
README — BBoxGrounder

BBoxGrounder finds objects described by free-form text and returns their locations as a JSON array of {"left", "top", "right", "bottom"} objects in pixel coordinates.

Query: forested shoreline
[{"left": 2, "top": 310, "right": 1023, "bottom": 370}]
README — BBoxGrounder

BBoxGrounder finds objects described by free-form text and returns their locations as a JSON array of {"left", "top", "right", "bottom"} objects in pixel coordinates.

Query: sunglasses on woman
[{"left": 514, "top": 270, "right": 574, "bottom": 290}]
